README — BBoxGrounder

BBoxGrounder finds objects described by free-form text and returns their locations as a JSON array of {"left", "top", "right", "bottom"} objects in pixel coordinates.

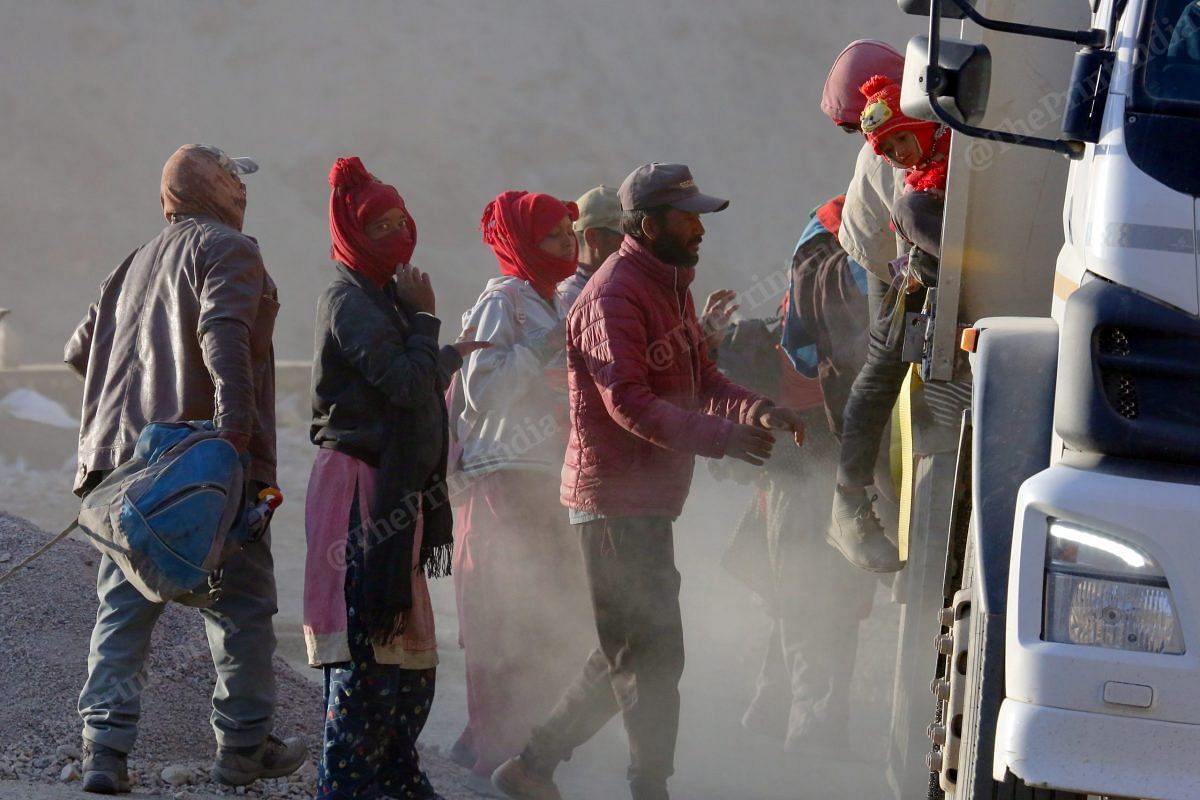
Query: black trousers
[{"left": 525, "top": 516, "right": 684, "bottom": 800}]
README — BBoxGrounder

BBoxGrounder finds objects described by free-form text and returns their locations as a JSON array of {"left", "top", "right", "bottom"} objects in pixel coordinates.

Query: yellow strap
[{"left": 895, "top": 366, "right": 920, "bottom": 563}]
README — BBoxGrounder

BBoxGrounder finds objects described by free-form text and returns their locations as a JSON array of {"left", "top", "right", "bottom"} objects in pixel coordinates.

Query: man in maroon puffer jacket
[{"left": 492, "top": 163, "right": 806, "bottom": 800}]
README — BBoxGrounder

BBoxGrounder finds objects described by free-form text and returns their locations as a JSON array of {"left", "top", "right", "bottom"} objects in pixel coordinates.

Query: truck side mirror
[
  {"left": 1061, "top": 47, "right": 1114, "bottom": 144},
  {"left": 900, "top": 35, "right": 993, "bottom": 126},
  {"left": 898, "top": 0, "right": 976, "bottom": 20}
]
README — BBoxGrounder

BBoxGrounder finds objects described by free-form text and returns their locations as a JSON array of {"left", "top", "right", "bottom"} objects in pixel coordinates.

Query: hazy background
[
  {"left": 1, "top": 3, "right": 926, "bottom": 797},
  {"left": 0, "top": 0, "right": 920, "bottom": 364}
]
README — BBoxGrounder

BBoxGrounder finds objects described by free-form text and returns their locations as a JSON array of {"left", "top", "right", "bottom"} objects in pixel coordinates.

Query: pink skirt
[
  {"left": 303, "top": 447, "right": 437, "bottom": 668},
  {"left": 452, "top": 469, "right": 594, "bottom": 777}
]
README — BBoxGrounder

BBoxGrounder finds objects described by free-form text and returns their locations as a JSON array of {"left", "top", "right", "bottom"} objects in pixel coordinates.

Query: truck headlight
[{"left": 1043, "top": 519, "right": 1185, "bottom": 654}]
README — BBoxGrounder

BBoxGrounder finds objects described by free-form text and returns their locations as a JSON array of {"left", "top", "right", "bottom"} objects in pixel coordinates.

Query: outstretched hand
[
  {"left": 725, "top": 423, "right": 775, "bottom": 466},
  {"left": 453, "top": 325, "right": 492, "bottom": 358},
  {"left": 757, "top": 406, "right": 806, "bottom": 447},
  {"left": 699, "top": 289, "right": 738, "bottom": 351}
]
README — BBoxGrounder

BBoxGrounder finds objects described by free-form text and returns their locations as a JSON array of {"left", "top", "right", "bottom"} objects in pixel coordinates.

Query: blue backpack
[{"left": 76, "top": 421, "right": 254, "bottom": 607}]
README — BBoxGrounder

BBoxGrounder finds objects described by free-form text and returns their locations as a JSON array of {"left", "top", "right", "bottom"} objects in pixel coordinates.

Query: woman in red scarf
[
  {"left": 305, "top": 157, "right": 485, "bottom": 800},
  {"left": 448, "top": 191, "right": 596, "bottom": 784}
]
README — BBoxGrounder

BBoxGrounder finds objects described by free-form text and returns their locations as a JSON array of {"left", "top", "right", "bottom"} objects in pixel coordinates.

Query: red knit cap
[{"left": 859, "top": 75, "right": 939, "bottom": 161}]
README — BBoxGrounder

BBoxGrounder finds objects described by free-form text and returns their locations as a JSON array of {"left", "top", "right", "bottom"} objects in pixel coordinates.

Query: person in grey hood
[{"left": 64, "top": 144, "right": 305, "bottom": 793}]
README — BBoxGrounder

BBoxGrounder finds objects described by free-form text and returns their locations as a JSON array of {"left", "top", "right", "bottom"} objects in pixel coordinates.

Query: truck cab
[{"left": 893, "top": 0, "right": 1200, "bottom": 798}]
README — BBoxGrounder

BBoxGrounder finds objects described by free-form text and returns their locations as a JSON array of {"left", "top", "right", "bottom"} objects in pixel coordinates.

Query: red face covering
[
  {"left": 480, "top": 191, "right": 579, "bottom": 301},
  {"left": 328, "top": 157, "right": 417, "bottom": 288}
]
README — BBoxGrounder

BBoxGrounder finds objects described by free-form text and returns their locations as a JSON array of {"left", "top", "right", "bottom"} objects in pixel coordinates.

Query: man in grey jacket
[{"left": 64, "top": 144, "right": 304, "bottom": 794}]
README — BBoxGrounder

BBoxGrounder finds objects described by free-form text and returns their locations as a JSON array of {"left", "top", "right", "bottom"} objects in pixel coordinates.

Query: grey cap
[
  {"left": 195, "top": 144, "right": 259, "bottom": 176},
  {"left": 618, "top": 162, "right": 728, "bottom": 213},
  {"left": 573, "top": 185, "right": 623, "bottom": 233}
]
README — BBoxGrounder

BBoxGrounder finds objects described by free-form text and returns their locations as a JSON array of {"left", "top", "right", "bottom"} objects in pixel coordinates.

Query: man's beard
[{"left": 649, "top": 230, "right": 700, "bottom": 268}]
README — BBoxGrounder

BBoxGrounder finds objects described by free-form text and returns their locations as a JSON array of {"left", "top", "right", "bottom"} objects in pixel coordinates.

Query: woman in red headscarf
[
  {"left": 304, "top": 156, "right": 487, "bottom": 800},
  {"left": 447, "top": 191, "right": 596, "bottom": 782}
]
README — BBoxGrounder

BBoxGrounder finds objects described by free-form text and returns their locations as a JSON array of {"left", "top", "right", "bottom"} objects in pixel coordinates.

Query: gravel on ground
[{"left": 0, "top": 512, "right": 487, "bottom": 800}]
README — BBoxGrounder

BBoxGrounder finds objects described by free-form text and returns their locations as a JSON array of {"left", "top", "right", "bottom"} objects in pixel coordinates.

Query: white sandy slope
[{"left": 0, "top": 0, "right": 918, "bottom": 366}]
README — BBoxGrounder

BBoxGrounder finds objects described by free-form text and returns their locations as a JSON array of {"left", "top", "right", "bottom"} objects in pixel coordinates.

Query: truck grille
[{"left": 1098, "top": 328, "right": 1139, "bottom": 419}]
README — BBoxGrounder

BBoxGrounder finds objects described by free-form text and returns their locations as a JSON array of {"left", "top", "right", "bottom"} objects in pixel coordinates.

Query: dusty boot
[
  {"left": 827, "top": 486, "right": 903, "bottom": 572},
  {"left": 491, "top": 755, "right": 563, "bottom": 800},
  {"left": 211, "top": 734, "right": 306, "bottom": 786},
  {"left": 81, "top": 739, "right": 131, "bottom": 795}
]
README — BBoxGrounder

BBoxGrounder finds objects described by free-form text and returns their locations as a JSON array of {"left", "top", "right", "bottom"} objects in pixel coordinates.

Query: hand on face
[{"left": 396, "top": 263, "right": 436, "bottom": 315}]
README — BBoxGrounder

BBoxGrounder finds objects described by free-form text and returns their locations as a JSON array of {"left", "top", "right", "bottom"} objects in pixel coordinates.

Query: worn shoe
[
  {"left": 81, "top": 739, "right": 131, "bottom": 795},
  {"left": 827, "top": 486, "right": 903, "bottom": 572},
  {"left": 211, "top": 734, "right": 307, "bottom": 787},
  {"left": 491, "top": 756, "right": 563, "bottom": 800}
]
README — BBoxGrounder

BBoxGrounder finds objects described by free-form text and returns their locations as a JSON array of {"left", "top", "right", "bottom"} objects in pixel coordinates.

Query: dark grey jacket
[
  {"left": 65, "top": 215, "right": 278, "bottom": 494},
  {"left": 309, "top": 263, "right": 461, "bottom": 467}
]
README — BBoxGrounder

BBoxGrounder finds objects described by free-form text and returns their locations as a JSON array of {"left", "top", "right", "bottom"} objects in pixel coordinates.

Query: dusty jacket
[
  {"left": 561, "top": 237, "right": 771, "bottom": 518},
  {"left": 457, "top": 276, "right": 567, "bottom": 476},
  {"left": 65, "top": 215, "right": 278, "bottom": 493},
  {"left": 310, "top": 263, "right": 462, "bottom": 466},
  {"left": 839, "top": 140, "right": 905, "bottom": 280}
]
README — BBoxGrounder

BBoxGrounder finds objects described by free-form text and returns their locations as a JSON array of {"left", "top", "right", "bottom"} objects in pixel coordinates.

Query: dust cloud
[{"left": 1, "top": 2, "right": 925, "bottom": 798}]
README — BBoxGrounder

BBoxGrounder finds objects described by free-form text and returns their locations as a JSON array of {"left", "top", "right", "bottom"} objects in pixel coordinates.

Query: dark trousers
[
  {"left": 525, "top": 517, "right": 684, "bottom": 800},
  {"left": 837, "top": 273, "right": 925, "bottom": 487}
]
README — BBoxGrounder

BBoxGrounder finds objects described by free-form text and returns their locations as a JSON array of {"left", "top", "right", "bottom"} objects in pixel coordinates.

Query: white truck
[{"left": 883, "top": 0, "right": 1200, "bottom": 798}]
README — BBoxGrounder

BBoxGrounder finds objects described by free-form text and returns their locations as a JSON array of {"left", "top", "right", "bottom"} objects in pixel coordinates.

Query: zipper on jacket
[{"left": 674, "top": 267, "right": 696, "bottom": 400}]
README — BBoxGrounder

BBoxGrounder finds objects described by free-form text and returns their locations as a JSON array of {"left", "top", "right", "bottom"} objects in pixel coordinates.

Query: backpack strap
[
  {"left": 0, "top": 519, "right": 80, "bottom": 588},
  {"left": 476, "top": 278, "right": 526, "bottom": 326}
]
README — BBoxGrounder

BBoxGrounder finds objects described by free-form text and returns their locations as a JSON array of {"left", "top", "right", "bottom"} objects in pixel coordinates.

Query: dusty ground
[{"left": 0, "top": 416, "right": 905, "bottom": 799}]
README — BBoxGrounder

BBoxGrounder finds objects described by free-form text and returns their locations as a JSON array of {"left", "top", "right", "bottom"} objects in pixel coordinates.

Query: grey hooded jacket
[{"left": 65, "top": 215, "right": 278, "bottom": 494}]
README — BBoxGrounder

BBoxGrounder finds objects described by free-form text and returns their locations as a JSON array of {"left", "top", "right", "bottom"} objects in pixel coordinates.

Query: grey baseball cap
[
  {"left": 618, "top": 162, "right": 729, "bottom": 213},
  {"left": 573, "top": 185, "right": 623, "bottom": 233},
  {"left": 194, "top": 144, "right": 259, "bottom": 176}
]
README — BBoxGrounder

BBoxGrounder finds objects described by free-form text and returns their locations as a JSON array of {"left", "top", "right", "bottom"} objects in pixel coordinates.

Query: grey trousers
[
  {"left": 78, "top": 534, "right": 279, "bottom": 754},
  {"left": 525, "top": 517, "right": 683, "bottom": 800}
]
